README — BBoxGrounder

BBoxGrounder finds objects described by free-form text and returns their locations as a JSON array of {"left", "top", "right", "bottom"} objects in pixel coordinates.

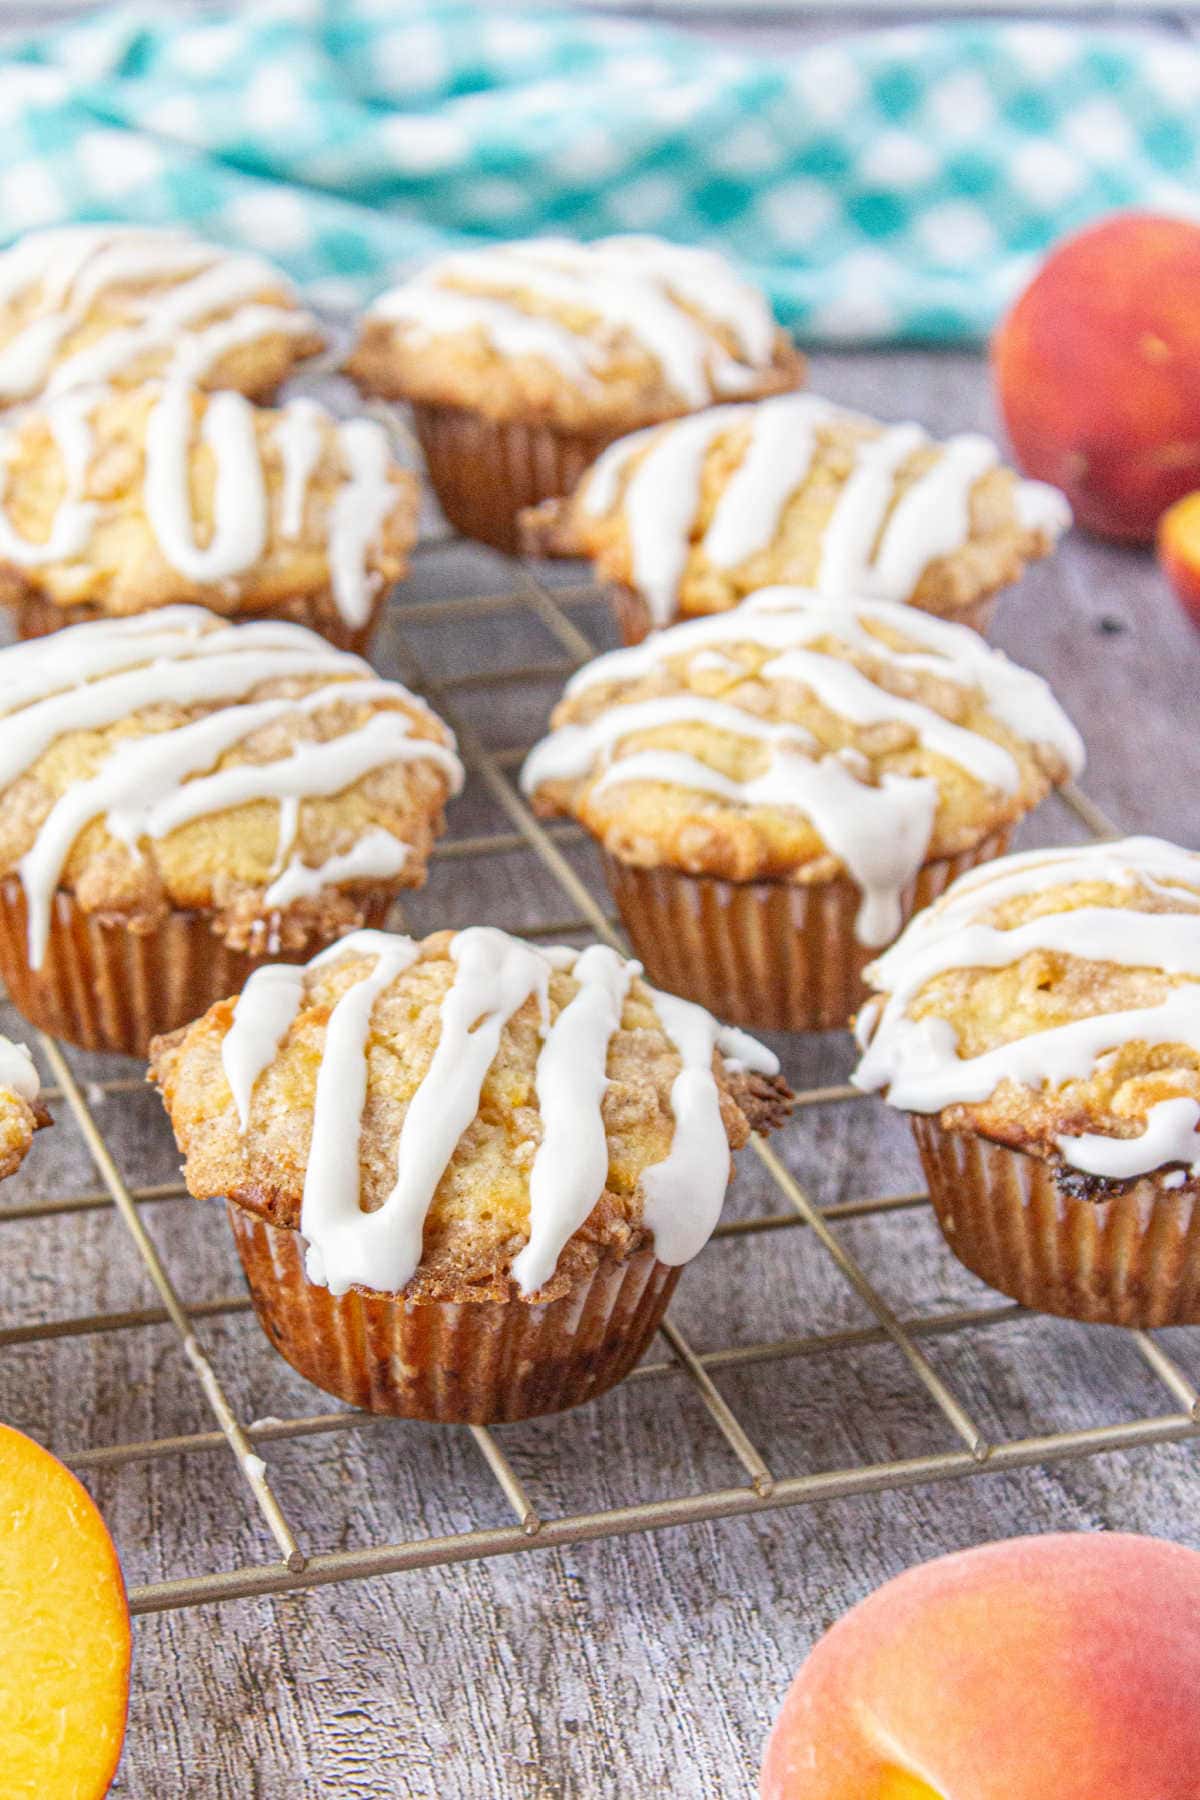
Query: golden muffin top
[
  {"left": 0, "top": 224, "right": 322, "bottom": 408},
  {"left": 854, "top": 838, "right": 1200, "bottom": 1184},
  {"left": 525, "top": 393, "right": 1070, "bottom": 628},
  {"left": 522, "top": 589, "right": 1084, "bottom": 948},
  {"left": 151, "top": 926, "right": 787, "bottom": 1302},
  {"left": 345, "top": 235, "right": 804, "bottom": 432},
  {"left": 0, "top": 607, "right": 463, "bottom": 965},
  {"left": 0, "top": 1032, "right": 42, "bottom": 1182},
  {"left": 0, "top": 381, "right": 417, "bottom": 633}
]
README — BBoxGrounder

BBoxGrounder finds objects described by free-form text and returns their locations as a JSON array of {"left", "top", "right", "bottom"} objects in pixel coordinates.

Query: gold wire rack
[{"left": 3, "top": 542, "right": 1198, "bottom": 1619}]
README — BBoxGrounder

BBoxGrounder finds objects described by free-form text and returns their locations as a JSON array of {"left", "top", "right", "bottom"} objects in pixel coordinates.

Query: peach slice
[
  {"left": 0, "top": 1423, "right": 131, "bottom": 1797},
  {"left": 992, "top": 212, "right": 1200, "bottom": 542},
  {"left": 1158, "top": 489, "right": 1200, "bottom": 629},
  {"left": 761, "top": 1533, "right": 1200, "bottom": 1800}
]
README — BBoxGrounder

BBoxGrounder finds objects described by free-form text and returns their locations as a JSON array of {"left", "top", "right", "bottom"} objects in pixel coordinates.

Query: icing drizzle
[
  {"left": 577, "top": 394, "right": 1072, "bottom": 625},
  {"left": 0, "top": 382, "right": 407, "bottom": 625},
  {"left": 370, "top": 234, "right": 779, "bottom": 408},
  {"left": 0, "top": 608, "right": 463, "bottom": 968},
  {"left": 521, "top": 588, "right": 1084, "bottom": 947},
  {"left": 0, "top": 225, "right": 317, "bottom": 405},
  {"left": 853, "top": 838, "right": 1200, "bottom": 1182},
  {"left": 0, "top": 1033, "right": 38, "bottom": 1106},
  {"left": 220, "top": 927, "right": 778, "bottom": 1297}
]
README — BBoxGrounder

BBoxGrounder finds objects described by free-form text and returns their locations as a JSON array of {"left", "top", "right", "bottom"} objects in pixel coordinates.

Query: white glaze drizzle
[
  {"left": 262, "top": 827, "right": 409, "bottom": 912},
  {"left": 853, "top": 837, "right": 1200, "bottom": 1180},
  {"left": 274, "top": 398, "right": 325, "bottom": 540},
  {"left": 371, "top": 234, "right": 778, "bottom": 407},
  {"left": 145, "top": 384, "right": 267, "bottom": 581},
  {"left": 0, "top": 608, "right": 463, "bottom": 968},
  {"left": 0, "top": 224, "right": 317, "bottom": 404},
  {"left": 219, "top": 927, "right": 778, "bottom": 1297},
  {"left": 523, "top": 590, "right": 1083, "bottom": 947},
  {"left": 573, "top": 397, "right": 1069, "bottom": 621},
  {"left": 0, "top": 382, "right": 405, "bottom": 624},
  {"left": 0, "top": 1033, "right": 38, "bottom": 1105},
  {"left": 620, "top": 409, "right": 739, "bottom": 621}
]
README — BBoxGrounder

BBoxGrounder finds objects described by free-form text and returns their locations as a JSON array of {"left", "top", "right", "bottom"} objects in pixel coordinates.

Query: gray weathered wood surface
[{"left": 2, "top": 346, "right": 1199, "bottom": 1800}]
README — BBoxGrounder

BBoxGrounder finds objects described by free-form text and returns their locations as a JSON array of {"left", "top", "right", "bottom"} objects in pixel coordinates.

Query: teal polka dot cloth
[{"left": 4, "top": 1, "right": 1199, "bottom": 343}]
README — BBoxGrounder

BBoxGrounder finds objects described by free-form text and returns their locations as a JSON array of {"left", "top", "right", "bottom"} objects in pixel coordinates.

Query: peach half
[
  {"left": 0, "top": 1422, "right": 131, "bottom": 1797},
  {"left": 761, "top": 1532, "right": 1200, "bottom": 1800},
  {"left": 993, "top": 212, "right": 1200, "bottom": 542},
  {"left": 1158, "top": 489, "right": 1200, "bottom": 630}
]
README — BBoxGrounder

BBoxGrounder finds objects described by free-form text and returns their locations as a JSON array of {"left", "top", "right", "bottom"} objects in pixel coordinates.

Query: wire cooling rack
[{"left": 3, "top": 542, "right": 1198, "bottom": 1619}]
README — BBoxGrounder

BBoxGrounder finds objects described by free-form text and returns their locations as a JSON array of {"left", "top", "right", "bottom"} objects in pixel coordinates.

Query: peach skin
[
  {"left": 1158, "top": 489, "right": 1200, "bottom": 630},
  {"left": 0, "top": 1422, "right": 131, "bottom": 1797},
  {"left": 761, "top": 1533, "right": 1200, "bottom": 1800},
  {"left": 993, "top": 212, "right": 1200, "bottom": 542}
]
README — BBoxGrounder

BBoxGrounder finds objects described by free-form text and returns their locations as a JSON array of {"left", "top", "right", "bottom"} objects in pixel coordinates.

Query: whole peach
[
  {"left": 761, "top": 1533, "right": 1200, "bottom": 1800},
  {"left": 992, "top": 213, "right": 1200, "bottom": 541}
]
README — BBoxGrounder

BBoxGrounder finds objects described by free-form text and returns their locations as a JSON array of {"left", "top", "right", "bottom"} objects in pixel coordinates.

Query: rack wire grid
[{"left": 2, "top": 536, "right": 1198, "bottom": 1620}]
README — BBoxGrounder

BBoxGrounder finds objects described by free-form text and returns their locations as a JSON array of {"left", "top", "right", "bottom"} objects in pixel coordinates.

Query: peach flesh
[
  {"left": 992, "top": 212, "right": 1200, "bottom": 542},
  {"left": 0, "top": 1422, "right": 131, "bottom": 1797},
  {"left": 1158, "top": 489, "right": 1200, "bottom": 629},
  {"left": 761, "top": 1533, "right": 1200, "bottom": 1800}
]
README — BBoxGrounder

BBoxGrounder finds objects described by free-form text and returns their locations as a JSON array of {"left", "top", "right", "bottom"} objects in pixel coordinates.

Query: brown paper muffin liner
[
  {"left": 600, "top": 828, "right": 1012, "bottom": 1032},
  {"left": 911, "top": 1116, "right": 1200, "bottom": 1327},
  {"left": 227, "top": 1205, "right": 681, "bottom": 1422},
  {"left": 607, "top": 582, "right": 997, "bottom": 647},
  {"left": 411, "top": 402, "right": 617, "bottom": 554},
  {"left": 0, "top": 878, "right": 391, "bottom": 1057},
  {"left": 10, "top": 586, "right": 388, "bottom": 657}
]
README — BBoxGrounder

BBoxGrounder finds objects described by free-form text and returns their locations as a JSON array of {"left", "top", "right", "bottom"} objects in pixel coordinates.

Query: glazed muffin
[
  {"left": 522, "top": 587, "right": 1083, "bottom": 1031},
  {"left": 0, "top": 1034, "right": 47, "bottom": 1181},
  {"left": 524, "top": 392, "right": 1071, "bottom": 642},
  {"left": 0, "top": 607, "right": 463, "bottom": 1055},
  {"left": 0, "top": 223, "right": 322, "bottom": 408},
  {"left": 853, "top": 838, "right": 1200, "bottom": 1326},
  {"left": 345, "top": 234, "right": 804, "bottom": 552},
  {"left": 150, "top": 925, "right": 788, "bottom": 1422},
  {"left": 0, "top": 381, "right": 418, "bottom": 652}
]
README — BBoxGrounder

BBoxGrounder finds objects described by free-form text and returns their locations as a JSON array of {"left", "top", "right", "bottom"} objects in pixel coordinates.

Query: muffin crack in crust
[
  {"left": 522, "top": 588, "right": 1083, "bottom": 949},
  {"left": 0, "top": 1033, "right": 45, "bottom": 1182},
  {"left": 854, "top": 838, "right": 1200, "bottom": 1185},
  {"left": 150, "top": 926, "right": 785, "bottom": 1304},
  {"left": 345, "top": 235, "right": 804, "bottom": 432},
  {"left": 0, "top": 224, "right": 322, "bottom": 409},
  {"left": 0, "top": 607, "right": 463, "bottom": 961},
  {"left": 0, "top": 382, "right": 417, "bottom": 641},
  {"left": 524, "top": 393, "right": 1070, "bottom": 631}
]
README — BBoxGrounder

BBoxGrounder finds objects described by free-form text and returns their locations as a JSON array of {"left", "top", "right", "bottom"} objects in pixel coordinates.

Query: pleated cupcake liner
[
  {"left": 411, "top": 401, "right": 617, "bottom": 554},
  {"left": 911, "top": 1115, "right": 1200, "bottom": 1327},
  {"left": 227, "top": 1204, "right": 681, "bottom": 1423},
  {"left": 607, "top": 581, "right": 998, "bottom": 647},
  {"left": 0, "top": 878, "right": 391, "bottom": 1057},
  {"left": 600, "top": 828, "right": 1012, "bottom": 1032},
  {"left": 10, "top": 586, "right": 388, "bottom": 656}
]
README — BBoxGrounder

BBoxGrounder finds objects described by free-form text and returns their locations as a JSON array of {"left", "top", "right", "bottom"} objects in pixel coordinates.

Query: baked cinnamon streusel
[
  {"left": 524, "top": 392, "right": 1070, "bottom": 640},
  {"left": 0, "top": 382, "right": 417, "bottom": 651}
]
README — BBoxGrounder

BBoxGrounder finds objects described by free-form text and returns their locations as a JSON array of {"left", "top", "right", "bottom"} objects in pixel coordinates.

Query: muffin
[
  {"left": 0, "top": 1034, "right": 47, "bottom": 1180},
  {"left": 521, "top": 587, "right": 1084, "bottom": 1031},
  {"left": 0, "top": 381, "right": 418, "bottom": 652},
  {"left": 0, "top": 223, "right": 322, "bottom": 408},
  {"left": 345, "top": 234, "right": 804, "bottom": 552},
  {"left": 853, "top": 837, "right": 1200, "bottom": 1326},
  {"left": 150, "top": 924, "right": 789, "bottom": 1422},
  {"left": 0, "top": 606, "right": 463, "bottom": 1055},
  {"left": 523, "top": 392, "right": 1071, "bottom": 642}
]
